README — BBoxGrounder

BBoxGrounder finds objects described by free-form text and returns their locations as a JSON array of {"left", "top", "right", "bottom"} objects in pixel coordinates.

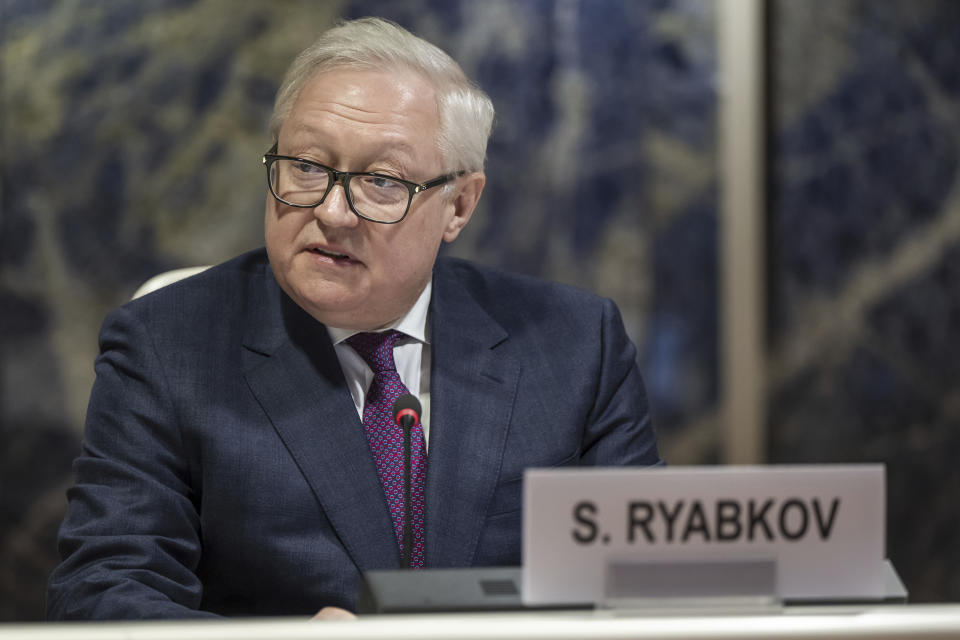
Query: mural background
[
  {"left": 0, "top": 0, "right": 957, "bottom": 620},
  {"left": 767, "top": 0, "right": 960, "bottom": 607}
]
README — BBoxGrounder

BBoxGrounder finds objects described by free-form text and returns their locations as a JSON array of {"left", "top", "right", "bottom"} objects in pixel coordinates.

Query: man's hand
[{"left": 312, "top": 606, "right": 357, "bottom": 620}]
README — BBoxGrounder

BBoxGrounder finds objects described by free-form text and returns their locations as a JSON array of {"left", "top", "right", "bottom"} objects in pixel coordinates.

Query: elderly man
[{"left": 47, "top": 17, "right": 661, "bottom": 619}]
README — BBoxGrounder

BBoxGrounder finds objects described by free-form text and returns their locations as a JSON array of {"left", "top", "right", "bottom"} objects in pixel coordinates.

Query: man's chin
[
  {"left": 282, "top": 273, "right": 414, "bottom": 331},
  {"left": 297, "top": 295, "right": 363, "bottom": 327},
  {"left": 293, "top": 291, "right": 395, "bottom": 331}
]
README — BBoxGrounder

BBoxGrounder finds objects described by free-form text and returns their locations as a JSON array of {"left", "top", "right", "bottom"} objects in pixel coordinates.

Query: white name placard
[{"left": 522, "top": 465, "right": 885, "bottom": 605}]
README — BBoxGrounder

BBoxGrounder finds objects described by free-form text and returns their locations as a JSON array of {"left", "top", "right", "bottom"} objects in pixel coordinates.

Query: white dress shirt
[{"left": 326, "top": 281, "right": 433, "bottom": 449}]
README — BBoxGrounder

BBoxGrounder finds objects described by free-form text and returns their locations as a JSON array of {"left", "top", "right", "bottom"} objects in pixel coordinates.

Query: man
[{"left": 47, "top": 17, "right": 661, "bottom": 619}]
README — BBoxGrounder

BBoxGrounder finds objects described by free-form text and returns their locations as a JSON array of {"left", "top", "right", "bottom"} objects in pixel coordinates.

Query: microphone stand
[
  {"left": 401, "top": 417, "right": 413, "bottom": 568},
  {"left": 393, "top": 394, "right": 421, "bottom": 569}
]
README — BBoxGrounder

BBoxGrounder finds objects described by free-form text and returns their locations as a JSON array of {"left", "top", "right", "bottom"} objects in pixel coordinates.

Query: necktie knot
[{"left": 346, "top": 330, "right": 403, "bottom": 374}]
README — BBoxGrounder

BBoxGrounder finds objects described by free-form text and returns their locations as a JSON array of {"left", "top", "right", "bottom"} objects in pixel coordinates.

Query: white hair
[{"left": 268, "top": 17, "right": 495, "bottom": 173}]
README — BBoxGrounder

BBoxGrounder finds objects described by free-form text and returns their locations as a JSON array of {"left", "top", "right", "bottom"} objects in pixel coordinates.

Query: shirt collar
[{"left": 327, "top": 280, "right": 432, "bottom": 346}]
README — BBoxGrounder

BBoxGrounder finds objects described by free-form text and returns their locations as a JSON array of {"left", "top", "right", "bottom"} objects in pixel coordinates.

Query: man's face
[{"left": 265, "top": 68, "right": 483, "bottom": 330}]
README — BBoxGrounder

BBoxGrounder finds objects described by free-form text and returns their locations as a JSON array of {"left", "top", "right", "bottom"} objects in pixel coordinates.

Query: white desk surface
[{"left": 3, "top": 605, "right": 960, "bottom": 640}]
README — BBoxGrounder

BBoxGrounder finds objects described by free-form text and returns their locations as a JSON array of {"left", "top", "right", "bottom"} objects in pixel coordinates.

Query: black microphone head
[{"left": 393, "top": 393, "right": 422, "bottom": 427}]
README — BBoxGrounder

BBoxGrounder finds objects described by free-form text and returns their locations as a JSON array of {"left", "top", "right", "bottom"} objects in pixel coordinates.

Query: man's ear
[{"left": 442, "top": 172, "right": 486, "bottom": 243}]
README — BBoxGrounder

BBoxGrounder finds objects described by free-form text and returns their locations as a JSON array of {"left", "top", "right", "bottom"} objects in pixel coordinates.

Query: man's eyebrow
[{"left": 286, "top": 126, "right": 419, "bottom": 161}]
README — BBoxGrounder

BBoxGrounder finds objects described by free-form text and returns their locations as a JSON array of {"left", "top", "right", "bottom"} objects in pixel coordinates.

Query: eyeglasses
[{"left": 262, "top": 144, "right": 464, "bottom": 224}]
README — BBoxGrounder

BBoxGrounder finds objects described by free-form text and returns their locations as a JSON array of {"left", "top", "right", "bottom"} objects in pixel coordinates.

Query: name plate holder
[
  {"left": 600, "top": 559, "right": 780, "bottom": 613},
  {"left": 523, "top": 465, "right": 895, "bottom": 608}
]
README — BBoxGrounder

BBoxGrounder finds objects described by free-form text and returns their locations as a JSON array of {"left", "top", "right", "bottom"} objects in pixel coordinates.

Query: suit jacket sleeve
[
  {"left": 580, "top": 296, "right": 661, "bottom": 467},
  {"left": 47, "top": 305, "right": 216, "bottom": 620}
]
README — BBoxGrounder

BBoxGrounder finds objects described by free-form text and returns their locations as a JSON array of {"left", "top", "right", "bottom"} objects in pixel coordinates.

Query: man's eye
[
  {"left": 293, "top": 162, "right": 323, "bottom": 174},
  {"left": 366, "top": 176, "right": 404, "bottom": 190}
]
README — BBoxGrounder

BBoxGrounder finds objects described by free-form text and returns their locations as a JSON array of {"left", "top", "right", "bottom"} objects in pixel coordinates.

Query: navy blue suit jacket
[{"left": 47, "top": 249, "right": 661, "bottom": 619}]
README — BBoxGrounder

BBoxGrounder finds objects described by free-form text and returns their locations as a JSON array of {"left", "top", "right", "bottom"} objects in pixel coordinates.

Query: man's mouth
[{"left": 307, "top": 247, "right": 356, "bottom": 264}]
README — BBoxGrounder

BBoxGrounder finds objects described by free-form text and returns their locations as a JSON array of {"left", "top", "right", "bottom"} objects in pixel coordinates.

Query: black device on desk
[
  {"left": 357, "top": 561, "right": 908, "bottom": 614},
  {"left": 358, "top": 567, "right": 589, "bottom": 614}
]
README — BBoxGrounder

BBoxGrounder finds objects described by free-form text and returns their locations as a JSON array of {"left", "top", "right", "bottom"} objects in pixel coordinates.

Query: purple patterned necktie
[{"left": 346, "top": 330, "right": 426, "bottom": 568}]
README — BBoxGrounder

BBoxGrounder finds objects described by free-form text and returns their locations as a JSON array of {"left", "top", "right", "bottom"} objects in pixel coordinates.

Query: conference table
[{"left": 3, "top": 604, "right": 960, "bottom": 639}]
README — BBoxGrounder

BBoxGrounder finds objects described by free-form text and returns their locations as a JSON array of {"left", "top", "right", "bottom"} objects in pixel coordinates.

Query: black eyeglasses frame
[{"left": 262, "top": 144, "right": 465, "bottom": 224}]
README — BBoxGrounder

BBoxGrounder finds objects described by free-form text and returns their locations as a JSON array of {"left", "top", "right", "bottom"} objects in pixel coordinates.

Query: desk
[{"left": 3, "top": 605, "right": 960, "bottom": 640}]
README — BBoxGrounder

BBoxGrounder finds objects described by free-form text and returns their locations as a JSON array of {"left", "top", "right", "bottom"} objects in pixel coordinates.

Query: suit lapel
[
  {"left": 426, "top": 260, "right": 520, "bottom": 567},
  {"left": 241, "top": 272, "right": 401, "bottom": 571}
]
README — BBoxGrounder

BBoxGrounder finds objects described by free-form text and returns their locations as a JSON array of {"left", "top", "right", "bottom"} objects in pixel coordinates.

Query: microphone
[
  {"left": 393, "top": 393, "right": 421, "bottom": 431},
  {"left": 392, "top": 394, "right": 421, "bottom": 568}
]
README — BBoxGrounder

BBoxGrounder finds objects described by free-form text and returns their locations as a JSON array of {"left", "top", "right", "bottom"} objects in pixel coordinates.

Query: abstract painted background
[
  {"left": 0, "top": 0, "right": 957, "bottom": 621},
  {"left": 767, "top": 0, "right": 960, "bottom": 605}
]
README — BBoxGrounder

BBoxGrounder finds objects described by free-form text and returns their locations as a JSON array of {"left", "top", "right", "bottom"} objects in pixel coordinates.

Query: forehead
[{"left": 281, "top": 67, "right": 441, "bottom": 165}]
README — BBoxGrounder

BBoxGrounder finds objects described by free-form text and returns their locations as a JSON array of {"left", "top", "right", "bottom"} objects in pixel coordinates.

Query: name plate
[{"left": 522, "top": 465, "right": 885, "bottom": 605}]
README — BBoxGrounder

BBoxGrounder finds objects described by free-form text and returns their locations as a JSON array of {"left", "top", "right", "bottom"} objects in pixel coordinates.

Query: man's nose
[{"left": 313, "top": 181, "right": 359, "bottom": 228}]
